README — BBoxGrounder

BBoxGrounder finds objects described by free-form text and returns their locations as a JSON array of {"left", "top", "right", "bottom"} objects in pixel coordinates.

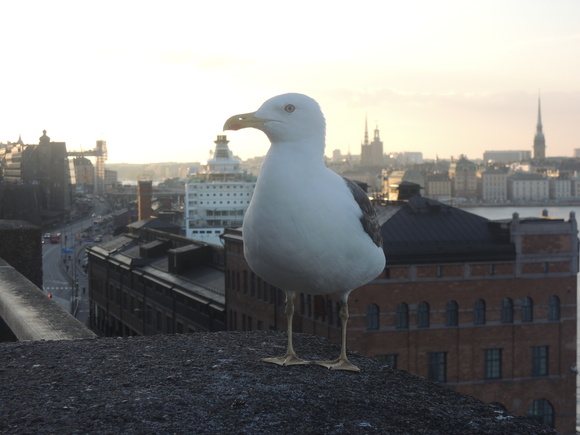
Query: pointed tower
[
  {"left": 533, "top": 96, "right": 546, "bottom": 160},
  {"left": 371, "top": 123, "right": 384, "bottom": 165},
  {"left": 361, "top": 115, "right": 372, "bottom": 165},
  {"left": 363, "top": 115, "right": 369, "bottom": 146}
]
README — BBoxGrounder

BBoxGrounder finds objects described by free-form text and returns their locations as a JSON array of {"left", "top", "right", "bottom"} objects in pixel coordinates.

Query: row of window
[
  {"left": 188, "top": 184, "right": 255, "bottom": 190},
  {"left": 378, "top": 345, "right": 549, "bottom": 381},
  {"left": 367, "top": 296, "right": 561, "bottom": 330},
  {"left": 189, "top": 200, "right": 251, "bottom": 205},
  {"left": 378, "top": 348, "right": 554, "bottom": 428},
  {"left": 189, "top": 192, "right": 252, "bottom": 197},
  {"left": 206, "top": 209, "right": 245, "bottom": 216}
]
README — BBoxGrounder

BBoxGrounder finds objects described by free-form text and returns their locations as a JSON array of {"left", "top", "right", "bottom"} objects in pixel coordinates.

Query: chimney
[{"left": 138, "top": 180, "right": 153, "bottom": 221}]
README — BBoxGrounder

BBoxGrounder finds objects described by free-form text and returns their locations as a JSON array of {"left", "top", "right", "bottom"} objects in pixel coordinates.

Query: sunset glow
[{"left": 1, "top": 1, "right": 579, "bottom": 163}]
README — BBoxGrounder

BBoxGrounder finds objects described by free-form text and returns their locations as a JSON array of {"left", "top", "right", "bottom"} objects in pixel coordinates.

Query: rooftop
[{"left": 379, "top": 196, "right": 515, "bottom": 264}]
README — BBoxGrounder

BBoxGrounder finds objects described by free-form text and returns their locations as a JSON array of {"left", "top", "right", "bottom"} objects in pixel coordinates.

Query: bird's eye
[{"left": 284, "top": 104, "right": 295, "bottom": 113}]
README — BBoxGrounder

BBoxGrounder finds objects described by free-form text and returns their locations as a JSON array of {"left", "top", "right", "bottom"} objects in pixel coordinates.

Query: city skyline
[{"left": 1, "top": 1, "right": 579, "bottom": 164}]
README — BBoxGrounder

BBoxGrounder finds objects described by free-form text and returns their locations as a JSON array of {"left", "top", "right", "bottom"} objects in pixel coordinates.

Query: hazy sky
[{"left": 1, "top": 1, "right": 579, "bottom": 164}]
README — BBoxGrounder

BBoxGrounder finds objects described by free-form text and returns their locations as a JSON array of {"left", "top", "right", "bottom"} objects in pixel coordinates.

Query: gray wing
[{"left": 342, "top": 177, "right": 383, "bottom": 248}]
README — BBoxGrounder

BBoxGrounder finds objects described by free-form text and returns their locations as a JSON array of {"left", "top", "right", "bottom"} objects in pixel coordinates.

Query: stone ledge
[
  {"left": 0, "top": 331, "right": 555, "bottom": 434},
  {"left": 0, "top": 258, "right": 96, "bottom": 341}
]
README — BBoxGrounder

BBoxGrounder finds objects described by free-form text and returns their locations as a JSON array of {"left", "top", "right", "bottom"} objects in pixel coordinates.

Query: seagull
[{"left": 223, "top": 93, "right": 386, "bottom": 371}]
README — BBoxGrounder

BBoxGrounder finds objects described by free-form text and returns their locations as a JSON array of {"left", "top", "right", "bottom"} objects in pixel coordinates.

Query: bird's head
[{"left": 223, "top": 93, "right": 326, "bottom": 145}]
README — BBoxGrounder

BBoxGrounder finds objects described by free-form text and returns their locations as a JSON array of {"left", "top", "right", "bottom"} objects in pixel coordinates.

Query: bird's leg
[
  {"left": 316, "top": 294, "right": 360, "bottom": 372},
  {"left": 263, "top": 291, "right": 310, "bottom": 366}
]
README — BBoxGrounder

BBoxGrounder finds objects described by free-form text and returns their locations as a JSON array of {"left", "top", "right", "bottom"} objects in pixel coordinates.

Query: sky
[{"left": 1, "top": 1, "right": 579, "bottom": 164}]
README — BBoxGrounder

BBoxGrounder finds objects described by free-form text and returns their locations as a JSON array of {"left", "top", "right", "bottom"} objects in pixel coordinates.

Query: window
[
  {"left": 257, "top": 277, "right": 263, "bottom": 300},
  {"left": 156, "top": 310, "right": 162, "bottom": 331},
  {"left": 532, "top": 345, "right": 549, "bottom": 376},
  {"left": 501, "top": 298, "right": 513, "bottom": 324},
  {"left": 522, "top": 297, "right": 533, "bottom": 322},
  {"left": 428, "top": 352, "right": 446, "bottom": 383},
  {"left": 527, "top": 399, "right": 554, "bottom": 428},
  {"left": 445, "top": 300, "right": 458, "bottom": 326},
  {"left": 485, "top": 349, "right": 502, "bottom": 380},
  {"left": 418, "top": 302, "right": 430, "bottom": 328},
  {"left": 326, "top": 300, "right": 333, "bottom": 325},
  {"left": 396, "top": 302, "right": 409, "bottom": 329},
  {"left": 474, "top": 299, "right": 486, "bottom": 325},
  {"left": 548, "top": 295, "right": 560, "bottom": 321},
  {"left": 366, "top": 304, "right": 380, "bottom": 330}
]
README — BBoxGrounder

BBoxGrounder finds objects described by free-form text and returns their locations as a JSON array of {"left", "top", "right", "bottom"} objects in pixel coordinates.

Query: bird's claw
[
  {"left": 315, "top": 358, "right": 360, "bottom": 372},
  {"left": 263, "top": 353, "right": 311, "bottom": 366}
]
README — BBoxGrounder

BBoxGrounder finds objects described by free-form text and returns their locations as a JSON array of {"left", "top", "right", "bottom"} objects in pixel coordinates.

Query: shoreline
[{"left": 453, "top": 202, "right": 580, "bottom": 208}]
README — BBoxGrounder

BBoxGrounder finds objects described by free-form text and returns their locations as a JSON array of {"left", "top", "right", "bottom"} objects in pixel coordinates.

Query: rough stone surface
[{"left": 0, "top": 331, "right": 556, "bottom": 434}]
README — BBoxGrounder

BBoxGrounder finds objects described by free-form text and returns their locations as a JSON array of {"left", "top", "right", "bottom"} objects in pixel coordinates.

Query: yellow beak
[{"left": 223, "top": 111, "right": 270, "bottom": 131}]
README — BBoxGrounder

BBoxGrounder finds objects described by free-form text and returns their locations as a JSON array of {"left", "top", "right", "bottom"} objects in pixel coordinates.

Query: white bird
[{"left": 223, "top": 93, "right": 386, "bottom": 371}]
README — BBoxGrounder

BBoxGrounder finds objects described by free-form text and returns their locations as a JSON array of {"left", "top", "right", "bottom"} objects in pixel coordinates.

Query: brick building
[
  {"left": 87, "top": 224, "right": 226, "bottom": 337},
  {"left": 222, "top": 196, "right": 578, "bottom": 433}
]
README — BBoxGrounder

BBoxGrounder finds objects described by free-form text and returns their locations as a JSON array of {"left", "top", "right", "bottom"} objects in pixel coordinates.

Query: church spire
[
  {"left": 363, "top": 115, "right": 369, "bottom": 145},
  {"left": 536, "top": 96, "right": 543, "bottom": 133},
  {"left": 533, "top": 94, "right": 546, "bottom": 160}
]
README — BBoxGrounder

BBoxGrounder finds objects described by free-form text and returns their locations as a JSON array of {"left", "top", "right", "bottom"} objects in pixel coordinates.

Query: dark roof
[
  {"left": 128, "top": 218, "right": 181, "bottom": 232},
  {"left": 380, "top": 196, "right": 514, "bottom": 265},
  {"left": 89, "top": 233, "right": 224, "bottom": 304}
]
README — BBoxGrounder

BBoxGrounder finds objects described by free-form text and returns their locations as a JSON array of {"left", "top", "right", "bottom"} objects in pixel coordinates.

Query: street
[{"left": 42, "top": 209, "right": 113, "bottom": 326}]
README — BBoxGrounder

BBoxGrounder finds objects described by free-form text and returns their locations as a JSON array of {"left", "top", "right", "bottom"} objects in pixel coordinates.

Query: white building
[
  {"left": 548, "top": 178, "right": 571, "bottom": 200},
  {"left": 507, "top": 173, "right": 549, "bottom": 201},
  {"left": 185, "top": 135, "right": 256, "bottom": 245},
  {"left": 480, "top": 167, "right": 508, "bottom": 203}
]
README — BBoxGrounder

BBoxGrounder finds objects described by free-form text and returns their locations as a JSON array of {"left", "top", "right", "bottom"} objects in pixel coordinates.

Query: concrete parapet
[
  {"left": 0, "top": 331, "right": 555, "bottom": 434},
  {"left": 0, "top": 258, "right": 96, "bottom": 341}
]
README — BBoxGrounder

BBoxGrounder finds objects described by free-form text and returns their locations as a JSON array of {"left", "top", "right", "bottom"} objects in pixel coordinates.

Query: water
[
  {"left": 461, "top": 205, "right": 580, "bottom": 222},
  {"left": 461, "top": 205, "right": 579, "bottom": 429}
]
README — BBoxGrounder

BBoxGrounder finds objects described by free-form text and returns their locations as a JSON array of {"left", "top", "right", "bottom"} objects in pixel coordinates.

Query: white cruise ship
[{"left": 184, "top": 135, "right": 256, "bottom": 245}]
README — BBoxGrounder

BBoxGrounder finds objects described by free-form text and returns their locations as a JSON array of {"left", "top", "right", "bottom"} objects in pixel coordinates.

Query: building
[
  {"left": 402, "top": 167, "right": 425, "bottom": 195},
  {"left": 480, "top": 167, "right": 508, "bottom": 203},
  {"left": 483, "top": 150, "right": 532, "bottom": 164},
  {"left": 184, "top": 135, "right": 256, "bottom": 245},
  {"left": 222, "top": 195, "right": 577, "bottom": 433},
  {"left": 425, "top": 172, "right": 452, "bottom": 201},
  {"left": 73, "top": 156, "right": 95, "bottom": 188},
  {"left": 87, "top": 224, "right": 226, "bottom": 337},
  {"left": 360, "top": 118, "right": 384, "bottom": 167},
  {"left": 104, "top": 169, "right": 118, "bottom": 192},
  {"left": 508, "top": 173, "right": 549, "bottom": 202},
  {"left": 449, "top": 156, "right": 478, "bottom": 199},
  {"left": 0, "top": 130, "right": 73, "bottom": 222},
  {"left": 548, "top": 177, "right": 572, "bottom": 200},
  {"left": 533, "top": 97, "right": 546, "bottom": 160},
  {"left": 571, "top": 175, "right": 580, "bottom": 198}
]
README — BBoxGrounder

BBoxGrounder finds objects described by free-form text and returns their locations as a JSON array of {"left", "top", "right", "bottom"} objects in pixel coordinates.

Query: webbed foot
[
  {"left": 315, "top": 358, "right": 360, "bottom": 372},
  {"left": 263, "top": 353, "right": 311, "bottom": 366}
]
